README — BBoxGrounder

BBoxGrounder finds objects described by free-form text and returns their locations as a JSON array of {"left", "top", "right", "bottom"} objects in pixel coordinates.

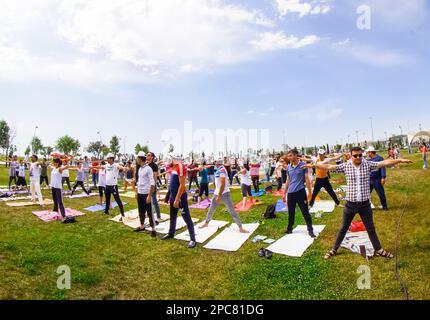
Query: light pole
[
  {"left": 370, "top": 117, "right": 374, "bottom": 143},
  {"left": 356, "top": 130, "right": 359, "bottom": 145},
  {"left": 123, "top": 136, "right": 127, "bottom": 156},
  {"left": 97, "top": 131, "right": 103, "bottom": 144}
]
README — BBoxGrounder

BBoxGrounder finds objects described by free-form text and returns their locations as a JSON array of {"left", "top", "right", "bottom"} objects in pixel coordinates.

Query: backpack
[
  {"left": 263, "top": 205, "right": 277, "bottom": 219},
  {"left": 62, "top": 216, "right": 77, "bottom": 224}
]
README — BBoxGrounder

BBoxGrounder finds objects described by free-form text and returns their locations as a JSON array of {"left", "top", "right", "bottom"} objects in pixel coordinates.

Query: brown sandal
[
  {"left": 324, "top": 249, "right": 338, "bottom": 260},
  {"left": 375, "top": 249, "right": 394, "bottom": 259}
]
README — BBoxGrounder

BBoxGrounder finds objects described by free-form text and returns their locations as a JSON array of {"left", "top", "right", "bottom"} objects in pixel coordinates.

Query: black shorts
[{"left": 241, "top": 184, "right": 252, "bottom": 197}]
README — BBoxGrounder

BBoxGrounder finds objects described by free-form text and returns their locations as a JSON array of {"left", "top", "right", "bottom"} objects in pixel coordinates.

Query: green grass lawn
[{"left": 0, "top": 152, "right": 429, "bottom": 300}]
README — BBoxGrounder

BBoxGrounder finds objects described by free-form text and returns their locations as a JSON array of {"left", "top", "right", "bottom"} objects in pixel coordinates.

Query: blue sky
[{"left": 0, "top": 0, "right": 429, "bottom": 155}]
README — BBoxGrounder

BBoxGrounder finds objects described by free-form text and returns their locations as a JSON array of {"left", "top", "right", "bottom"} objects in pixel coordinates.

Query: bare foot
[{"left": 199, "top": 223, "right": 209, "bottom": 229}]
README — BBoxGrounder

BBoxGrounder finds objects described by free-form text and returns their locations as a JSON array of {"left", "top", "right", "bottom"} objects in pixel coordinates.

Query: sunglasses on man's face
[{"left": 352, "top": 154, "right": 363, "bottom": 158}]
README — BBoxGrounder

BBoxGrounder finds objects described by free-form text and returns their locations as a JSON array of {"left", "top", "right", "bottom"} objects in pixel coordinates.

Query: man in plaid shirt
[{"left": 305, "top": 146, "right": 412, "bottom": 260}]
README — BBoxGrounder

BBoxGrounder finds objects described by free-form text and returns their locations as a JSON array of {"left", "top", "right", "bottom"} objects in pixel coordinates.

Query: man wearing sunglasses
[{"left": 305, "top": 146, "right": 412, "bottom": 260}]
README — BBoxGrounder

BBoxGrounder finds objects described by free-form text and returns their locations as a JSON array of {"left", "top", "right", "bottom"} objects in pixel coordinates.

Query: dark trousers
[
  {"left": 277, "top": 177, "right": 283, "bottom": 191},
  {"left": 333, "top": 201, "right": 382, "bottom": 251},
  {"left": 168, "top": 194, "right": 196, "bottom": 242},
  {"left": 105, "top": 185, "right": 125, "bottom": 215},
  {"left": 251, "top": 176, "right": 260, "bottom": 193},
  {"left": 98, "top": 186, "right": 105, "bottom": 198},
  {"left": 199, "top": 182, "right": 209, "bottom": 198},
  {"left": 72, "top": 181, "right": 90, "bottom": 195},
  {"left": 92, "top": 173, "right": 99, "bottom": 187},
  {"left": 370, "top": 178, "right": 388, "bottom": 209},
  {"left": 138, "top": 193, "right": 155, "bottom": 228},
  {"left": 270, "top": 167, "right": 275, "bottom": 177},
  {"left": 40, "top": 176, "right": 49, "bottom": 186},
  {"left": 52, "top": 187, "right": 66, "bottom": 217},
  {"left": 310, "top": 177, "right": 340, "bottom": 207},
  {"left": 8, "top": 176, "right": 16, "bottom": 189},
  {"left": 62, "top": 177, "right": 71, "bottom": 190},
  {"left": 188, "top": 176, "right": 200, "bottom": 190},
  {"left": 287, "top": 189, "right": 314, "bottom": 232}
]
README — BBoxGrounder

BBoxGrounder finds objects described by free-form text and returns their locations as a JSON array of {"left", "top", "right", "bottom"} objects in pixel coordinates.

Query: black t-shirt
[
  {"left": 281, "top": 169, "right": 287, "bottom": 184},
  {"left": 207, "top": 166, "right": 215, "bottom": 175},
  {"left": 149, "top": 162, "right": 159, "bottom": 174}
]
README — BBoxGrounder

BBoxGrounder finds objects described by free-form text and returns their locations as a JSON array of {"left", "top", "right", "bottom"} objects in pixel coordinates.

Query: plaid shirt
[{"left": 335, "top": 159, "right": 380, "bottom": 202}]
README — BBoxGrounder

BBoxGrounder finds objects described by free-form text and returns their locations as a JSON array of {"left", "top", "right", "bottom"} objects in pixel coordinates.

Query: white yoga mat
[
  {"left": 175, "top": 220, "right": 229, "bottom": 243},
  {"left": 204, "top": 223, "right": 260, "bottom": 252},
  {"left": 148, "top": 217, "right": 199, "bottom": 234},
  {"left": 266, "top": 225, "right": 326, "bottom": 258},
  {"left": 309, "top": 201, "right": 336, "bottom": 213},
  {"left": 0, "top": 196, "right": 32, "bottom": 202},
  {"left": 66, "top": 192, "right": 98, "bottom": 199}
]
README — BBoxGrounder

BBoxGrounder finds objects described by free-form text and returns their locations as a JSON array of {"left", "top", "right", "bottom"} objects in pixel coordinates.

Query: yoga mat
[
  {"left": 235, "top": 200, "right": 254, "bottom": 212},
  {"left": 275, "top": 199, "right": 288, "bottom": 212},
  {"left": 146, "top": 217, "right": 199, "bottom": 234},
  {"left": 0, "top": 190, "right": 30, "bottom": 194},
  {"left": 121, "top": 191, "right": 137, "bottom": 198},
  {"left": 251, "top": 190, "right": 265, "bottom": 197},
  {"left": 84, "top": 202, "right": 127, "bottom": 212},
  {"left": 32, "top": 208, "right": 86, "bottom": 222},
  {"left": 266, "top": 225, "right": 326, "bottom": 258},
  {"left": 190, "top": 199, "right": 212, "bottom": 210},
  {"left": 175, "top": 220, "right": 229, "bottom": 243},
  {"left": 187, "top": 189, "right": 215, "bottom": 194},
  {"left": 309, "top": 201, "right": 336, "bottom": 214},
  {"left": 112, "top": 210, "right": 170, "bottom": 224},
  {"left": 204, "top": 223, "right": 260, "bottom": 252},
  {"left": 272, "top": 190, "right": 285, "bottom": 197},
  {"left": 6, "top": 199, "right": 54, "bottom": 207},
  {"left": 341, "top": 231, "right": 375, "bottom": 257},
  {"left": 0, "top": 196, "right": 32, "bottom": 202},
  {"left": 66, "top": 192, "right": 98, "bottom": 199}
]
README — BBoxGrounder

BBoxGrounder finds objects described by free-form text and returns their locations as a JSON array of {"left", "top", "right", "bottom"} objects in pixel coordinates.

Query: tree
[
  {"left": 56, "top": 135, "right": 81, "bottom": 155},
  {"left": 87, "top": 141, "right": 106, "bottom": 159},
  {"left": 135, "top": 144, "right": 149, "bottom": 154},
  {"left": 24, "top": 146, "right": 31, "bottom": 156},
  {"left": 110, "top": 136, "right": 120, "bottom": 156},
  {"left": 168, "top": 144, "right": 174, "bottom": 153},
  {"left": 102, "top": 146, "right": 111, "bottom": 158},
  {"left": 41, "top": 146, "right": 54, "bottom": 158},
  {"left": 31, "top": 136, "right": 44, "bottom": 155},
  {"left": 0, "top": 120, "right": 10, "bottom": 156}
]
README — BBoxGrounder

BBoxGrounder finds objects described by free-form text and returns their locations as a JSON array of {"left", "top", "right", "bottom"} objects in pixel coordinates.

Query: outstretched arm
[
  {"left": 304, "top": 162, "right": 337, "bottom": 171},
  {"left": 377, "top": 158, "right": 412, "bottom": 168}
]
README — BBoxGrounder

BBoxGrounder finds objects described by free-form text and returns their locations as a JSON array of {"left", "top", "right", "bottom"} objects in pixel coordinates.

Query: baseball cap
[{"left": 318, "top": 149, "right": 326, "bottom": 155}]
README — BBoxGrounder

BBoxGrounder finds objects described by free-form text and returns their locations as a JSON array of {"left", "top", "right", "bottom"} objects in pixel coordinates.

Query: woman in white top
[
  {"left": 29, "top": 155, "right": 44, "bottom": 206},
  {"left": 61, "top": 159, "right": 72, "bottom": 191},
  {"left": 17, "top": 160, "right": 28, "bottom": 190},
  {"left": 236, "top": 163, "right": 254, "bottom": 211},
  {"left": 50, "top": 158, "right": 69, "bottom": 219},
  {"left": 97, "top": 161, "right": 107, "bottom": 206}
]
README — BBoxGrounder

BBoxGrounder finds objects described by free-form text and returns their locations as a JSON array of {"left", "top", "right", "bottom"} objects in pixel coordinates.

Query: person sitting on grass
[{"left": 304, "top": 146, "right": 413, "bottom": 260}]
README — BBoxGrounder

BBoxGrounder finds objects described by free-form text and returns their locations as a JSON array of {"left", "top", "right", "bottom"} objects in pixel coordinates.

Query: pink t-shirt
[
  {"left": 250, "top": 164, "right": 260, "bottom": 176},
  {"left": 422, "top": 146, "right": 427, "bottom": 156}
]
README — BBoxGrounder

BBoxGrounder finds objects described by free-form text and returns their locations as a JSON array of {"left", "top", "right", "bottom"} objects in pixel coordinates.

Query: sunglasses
[{"left": 352, "top": 154, "right": 363, "bottom": 158}]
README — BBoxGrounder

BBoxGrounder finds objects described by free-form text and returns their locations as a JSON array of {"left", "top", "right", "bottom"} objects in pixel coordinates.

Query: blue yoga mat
[
  {"left": 275, "top": 199, "right": 288, "bottom": 212},
  {"left": 251, "top": 190, "right": 265, "bottom": 197},
  {"left": 84, "top": 202, "right": 128, "bottom": 213}
]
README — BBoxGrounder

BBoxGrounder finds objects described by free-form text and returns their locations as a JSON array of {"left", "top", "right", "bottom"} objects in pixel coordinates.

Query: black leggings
[
  {"left": 310, "top": 177, "right": 340, "bottom": 207},
  {"left": 8, "top": 176, "right": 16, "bottom": 189},
  {"left": 251, "top": 176, "right": 259, "bottom": 193},
  {"left": 199, "top": 182, "right": 209, "bottom": 198},
  {"left": 277, "top": 177, "right": 283, "bottom": 191},
  {"left": 40, "top": 176, "right": 49, "bottom": 186},
  {"left": 138, "top": 193, "right": 154, "bottom": 228},
  {"left": 98, "top": 186, "right": 105, "bottom": 198},
  {"left": 105, "top": 185, "right": 125, "bottom": 215},
  {"left": 72, "top": 181, "right": 90, "bottom": 195},
  {"left": 52, "top": 187, "right": 66, "bottom": 217},
  {"left": 287, "top": 189, "right": 314, "bottom": 233},
  {"left": 62, "top": 177, "right": 71, "bottom": 190},
  {"left": 189, "top": 176, "right": 200, "bottom": 190}
]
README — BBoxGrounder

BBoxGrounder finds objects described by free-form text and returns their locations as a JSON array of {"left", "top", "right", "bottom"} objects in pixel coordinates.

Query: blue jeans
[
  {"left": 151, "top": 184, "right": 161, "bottom": 219},
  {"left": 370, "top": 178, "right": 388, "bottom": 209},
  {"left": 424, "top": 154, "right": 427, "bottom": 169}
]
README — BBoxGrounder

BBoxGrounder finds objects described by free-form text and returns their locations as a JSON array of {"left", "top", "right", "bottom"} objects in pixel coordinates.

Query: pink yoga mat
[{"left": 32, "top": 208, "right": 86, "bottom": 222}]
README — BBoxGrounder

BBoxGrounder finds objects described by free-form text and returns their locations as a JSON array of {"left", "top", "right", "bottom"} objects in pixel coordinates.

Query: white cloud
[
  {"left": 0, "top": 0, "right": 323, "bottom": 85},
  {"left": 250, "top": 32, "right": 320, "bottom": 51},
  {"left": 274, "top": 0, "right": 332, "bottom": 18},
  {"left": 331, "top": 39, "right": 412, "bottom": 67},
  {"left": 287, "top": 102, "right": 343, "bottom": 122}
]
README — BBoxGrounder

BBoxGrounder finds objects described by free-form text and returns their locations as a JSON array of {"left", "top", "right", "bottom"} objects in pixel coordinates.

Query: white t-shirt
[
  {"left": 50, "top": 168, "right": 63, "bottom": 189},
  {"left": 214, "top": 166, "right": 230, "bottom": 196},
  {"left": 29, "top": 162, "right": 40, "bottom": 181},
  {"left": 105, "top": 163, "right": 120, "bottom": 186},
  {"left": 137, "top": 165, "right": 155, "bottom": 195},
  {"left": 239, "top": 169, "right": 252, "bottom": 186},
  {"left": 98, "top": 169, "right": 106, "bottom": 188},
  {"left": 18, "top": 165, "right": 26, "bottom": 178},
  {"left": 61, "top": 169, "right": 69, "bottom": 178}
]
